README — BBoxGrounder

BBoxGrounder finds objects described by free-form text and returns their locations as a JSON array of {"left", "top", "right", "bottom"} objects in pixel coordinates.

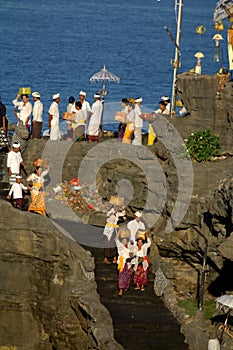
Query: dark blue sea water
[{"left": 0, "top": 0, "right": 222, "bottom": 129}]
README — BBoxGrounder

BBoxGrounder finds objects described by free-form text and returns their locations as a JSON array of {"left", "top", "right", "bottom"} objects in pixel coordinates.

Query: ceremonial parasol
[
  {"left": 216, "top": 294, "right": 233, "bottom": 342},
  {"left": 214, "top": 0, "right": 233, "bottom": 22},
  {"left": 90, "top": 65, "right": 120, "bottom": 128},
  {"left": 216, "top": 294, "right": 233, "bottom": 312}
]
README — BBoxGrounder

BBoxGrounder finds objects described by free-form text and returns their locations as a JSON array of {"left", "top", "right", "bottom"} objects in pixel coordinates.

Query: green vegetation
[
  {"left": 185, "top": 129, "right": 222, "bottom": 162},
  {"left": 178, "top": 299, "right": 216, "bottom": 319}
]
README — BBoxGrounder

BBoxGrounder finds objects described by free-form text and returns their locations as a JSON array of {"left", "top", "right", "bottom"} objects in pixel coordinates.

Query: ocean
[{"left": 0, "top": 0, "right": 221, "bottom": 130}]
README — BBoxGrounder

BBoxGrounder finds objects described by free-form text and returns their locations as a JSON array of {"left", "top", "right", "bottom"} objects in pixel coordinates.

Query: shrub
[{"left": 186, "top": 129, "right": 222, "bottom": 162}]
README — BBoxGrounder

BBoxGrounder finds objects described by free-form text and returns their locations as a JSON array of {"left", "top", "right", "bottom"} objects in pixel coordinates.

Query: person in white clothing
[
  {"left": 65, "top": 96, "right": 76, "bottom": 141},
  {"left": 7, "top": 174, "right": 27, "bottom": 210},
  {"left": 73, "top": 101, "right": 86, "bottom": 140},
  {"left": 66, "top": 96, "right": 75, "bottom": 113},
  {"left": 103, "top": 205, "right": 126, "bottom": 264},
  {"left": 154, "top": 100, "right": 169, "bottom": 115},
  {"left": 160, "top": 95, "right": 171, "bottom": 115},
  {"left": 122, "top": 102, "right": 135, "bottom": 144},
  {"left": 140, "top": 100, "right": 169, "bottom": 146},
  {"left": 48, "top": 93, "right": 61, "bottom": 141},
  {"left": 115, "top": 229, "right": 134, "bottom": 296},
  {"left": 78, "top": 90, "right": 92, "bottom": 121},
  {"left": 133, "top": 97, "right": 143, "bottom": 145},
  {"left": 7, "top": 142, "right": 26, "bottom": 185},
  {"left": 31, "top": 91, "right": 43, "bottom": 139},
  {"left": 87, "top": 93, "right": 103, "bottom": 141},
  {"left": 131, "top": 233, "right": 151, "bottom": 291},
  {"left": 127, "top": 211, "right": 145, "bottom": 242},
  {"left": 12, "top": 93, "right": 32, "bottom": 131}
]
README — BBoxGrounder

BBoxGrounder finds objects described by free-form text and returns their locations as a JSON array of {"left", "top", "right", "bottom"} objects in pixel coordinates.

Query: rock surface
[
  {"left": 1, "top": 72, "right": 233, "bottom": 349},
  {"left": 173, "top": 73, "right": 233, "bottom": 153},
  {"left": 0, "top": 200, "right": 123, "bottom": 350}
]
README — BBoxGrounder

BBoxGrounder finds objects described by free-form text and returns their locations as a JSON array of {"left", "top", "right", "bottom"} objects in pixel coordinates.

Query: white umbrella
[
  {"left": 90, "top": 65, "right": 120, "bottom": 129},
  {"left": 215, "top": 294, "right": 233, "bottom": 342},
  {"left": 90, "top": 65, "right": 120, "bottom": 87},
  {"left": 216, "top": 294, "right": 233, "bottom": 312}
]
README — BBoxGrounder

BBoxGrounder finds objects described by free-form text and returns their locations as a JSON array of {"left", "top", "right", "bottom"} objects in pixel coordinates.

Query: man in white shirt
[
  {"left": 127, "top": 211, "right": 145, "bottom": 242},
  {"left": 7, "top": 174, "right": 27, "bottom": 210},
  {"left": 12, "top": 93, "right": 32, "bottom": 131},
  {"left": 7, "top": 142, "right": 26, "bottom": 185},
  {"left": 48, "top": 93, "right": 61, "bottom": 141},
  {"left": 87, "top": 93, "right": 103, "bottom": 141},
  {"left": 31, "top": 91, "right": 43, "bottom": 139},
  {"left": 133, "top": 97, "right": 143, "bottom": 145},
  {"left": 161, "top": 96, "right": 171, "bottom": 115},
  {"left": 155, "top": 100, "right": 169, "bottom": 115},
  {"left": 78, "top": 90, "right": 92, "bottom": 120}
]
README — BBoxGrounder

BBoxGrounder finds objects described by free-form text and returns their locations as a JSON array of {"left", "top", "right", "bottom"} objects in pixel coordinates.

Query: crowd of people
[
  {"left": 102, "top": 204, "right": 152, "bottom": 297},
  {"left": 114, "top": 95, "right": 171, "bottom": 145},
  {"left": 6, "top": 141, "right": 49, "bottom": 216},
  {"left": 5, "top": 90, "right": 104, "bottom": 142},
  {"left": 1, "top": 88, "right": 160, "bottom": 299},
  {"left": 0, "top": 89, "right": 186, "bottom": 146}
]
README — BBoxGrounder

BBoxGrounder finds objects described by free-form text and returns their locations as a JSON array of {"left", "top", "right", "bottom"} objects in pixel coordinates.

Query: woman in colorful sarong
[
  {"left": 115, "top": 229, "right": 134, "bottom": 297},
  {"left": 122, "top": 102, "right": 135, "bottom": 144},
  {"left": 132, "top": 234, "right": 151, "bottom": 292},
  {"left": 103, "top": 205, "right": 126, "bottom": 264},
  {"left": 26, "top": 164, "right": 49, "bottom": 216}
]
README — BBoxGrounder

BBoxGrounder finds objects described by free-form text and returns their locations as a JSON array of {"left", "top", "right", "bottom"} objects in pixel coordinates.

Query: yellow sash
[
  {"left": 106, "top": 223, "right": 119, "bottom": 228},
  {"left": 118, "top": 256, "right": 124, "bottom": 272},
  {"left": 33, "top": 182, "right": 41, "bottom": 189}
]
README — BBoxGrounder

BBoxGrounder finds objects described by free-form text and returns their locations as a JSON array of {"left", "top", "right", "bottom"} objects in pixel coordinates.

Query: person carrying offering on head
[
  {"left": 115, "top": 227, "right": 134, "bottom": 297},
  {"left": 12, "top": 92, "right": 32, "bottom": 132},
  {"left": 132, "top": 231, "right": 151, "bottom": 292}
]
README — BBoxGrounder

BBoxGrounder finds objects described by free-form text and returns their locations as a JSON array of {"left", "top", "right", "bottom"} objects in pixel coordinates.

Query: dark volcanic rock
[
  {"left": 172, "top": 73, "right": 233, "bottom": 153},
  {"left": 1, "top": 79, "right": 233, "bottom": 349},
  {"left": 0, "top": 200, "right": 123, "bottom": 350}
]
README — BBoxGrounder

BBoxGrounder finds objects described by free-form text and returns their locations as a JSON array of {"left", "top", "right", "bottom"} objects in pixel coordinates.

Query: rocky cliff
[
  {"left": 0, "top": 73, "right": 233, "bottom": 349},
  {"left": 0, "top": 200, "right": 123, "bottom": 350},
  {"left": 173, "top": 72, "right": 233, "bottom": 153}
]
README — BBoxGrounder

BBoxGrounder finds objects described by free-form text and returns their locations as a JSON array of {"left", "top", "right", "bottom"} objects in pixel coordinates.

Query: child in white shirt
[{"left": 7, "top": 175, "right": 27, "bottom": 210}]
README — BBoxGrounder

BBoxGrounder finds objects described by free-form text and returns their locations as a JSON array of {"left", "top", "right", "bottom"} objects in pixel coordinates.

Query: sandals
[
  {"left": 141, "top": 287, "right": 145, "bottom": 292},
  {"left": 134, "top": 287, "right": 140, "bottom": 291}
]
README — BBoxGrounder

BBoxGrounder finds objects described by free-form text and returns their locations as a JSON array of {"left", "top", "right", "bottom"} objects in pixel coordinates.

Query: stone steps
[{"left": 86, "top": 245, "right": 189, "bottom": 350}]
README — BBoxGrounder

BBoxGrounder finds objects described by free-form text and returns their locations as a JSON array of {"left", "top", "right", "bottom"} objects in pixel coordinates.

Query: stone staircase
[{"left": 86, "top": 246, "right": 189, "bottom": 350}]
